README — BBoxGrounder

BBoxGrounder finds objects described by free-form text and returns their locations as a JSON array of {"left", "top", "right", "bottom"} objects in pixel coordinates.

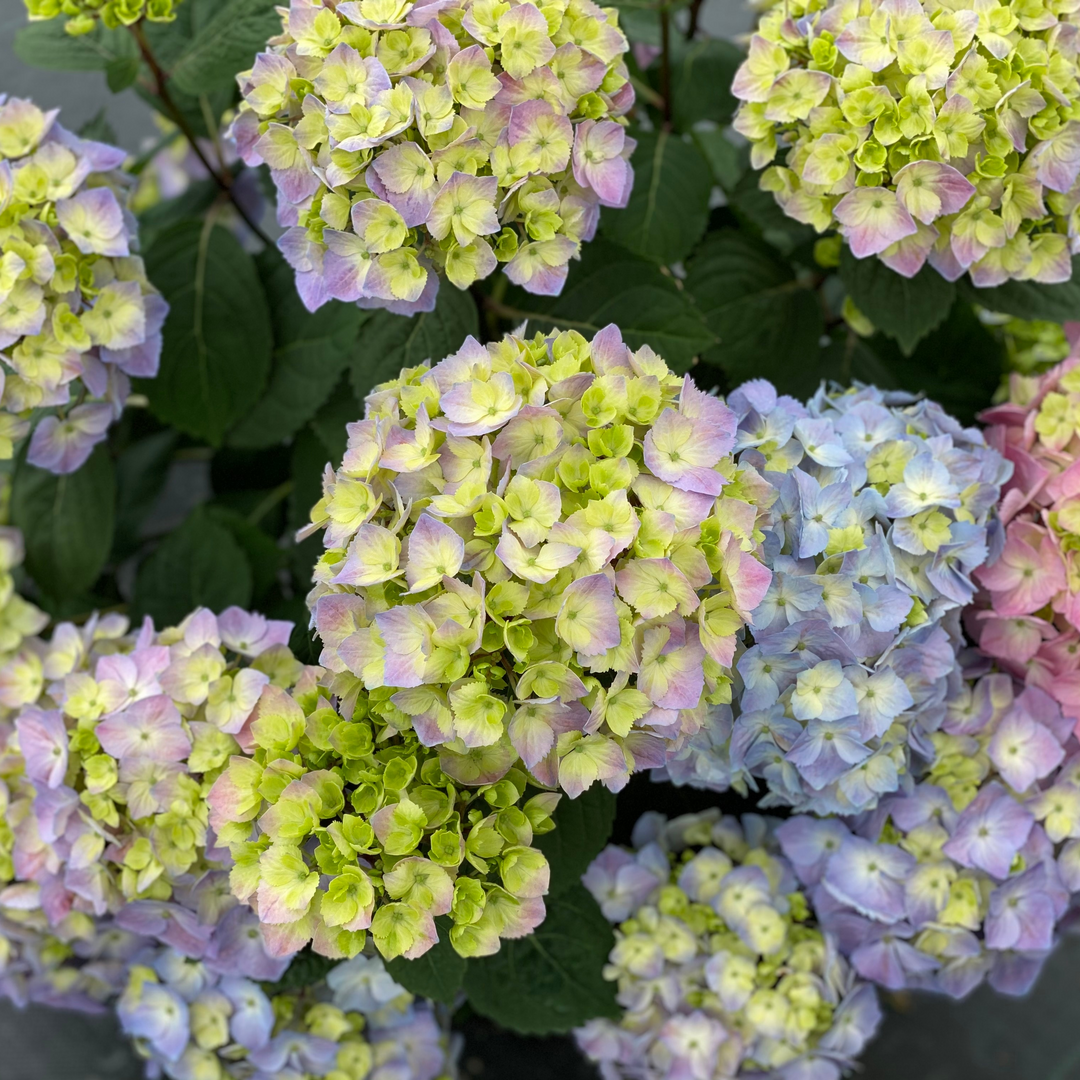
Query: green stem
[
  {"left": 248, "top": 480, "right": 295, "bottom": 527},
  {"left": 129, "top": 22, "right": 272, "bottom": 247}
]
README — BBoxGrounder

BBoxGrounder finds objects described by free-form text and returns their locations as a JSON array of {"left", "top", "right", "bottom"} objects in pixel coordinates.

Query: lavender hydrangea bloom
[
  {"left": 781, "top": 667, "right": 1080, "bottom": 999},
  {"left": 656, "top": 381, "right": 1010, "bottom": 816},
  {"left": 578, "top": 810, "right": 880, "bottom": 1080}
]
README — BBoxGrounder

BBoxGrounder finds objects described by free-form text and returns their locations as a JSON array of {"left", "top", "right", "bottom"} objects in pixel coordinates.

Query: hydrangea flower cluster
[
  {"left": 975, "top": 347, "right": 1080, "bottom": 727},
  {"left": 779, "top": 664, "right": 1080, "bottom": 998},
  {"left": 304, "top": 324, "right": 773, "bottom": 805},
  {"left": 0, "top": 527, "right": 48, "bottom": 684},
  {"left": 232, "top": 0, "right": 634, "bottom": 313},
  {"left": 23, "top": 0, "right": 181, "bottom": 34},
  {"left": 208, "top": 689, "right": 560, "bottom": 963},
  {"left": 0, "top": 606, "right": 298, "bottom": 953},
  {"left": 576, "top": 810, "right": 881, "bottom": 1080},
  {"left": 731, "top": 0, "right": 1080, "bottom": 286},
  {"left": 661, "top": 380, "right": 1010, "bottom": 816},
  {"left": 0, "top": 96, "right": 168, "bottom": 474},
  {"left": 117, "top": 950, "right": 454, "bottom": 1080}
]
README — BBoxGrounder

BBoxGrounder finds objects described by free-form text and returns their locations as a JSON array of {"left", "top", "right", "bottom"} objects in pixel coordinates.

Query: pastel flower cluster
[
  {"left": 0, "top": 606, "right": 298, "bottom": 950},
  {"left": 780, "top": 664, "right": 1080, "bottom": 998},
  {"left": 117, "top": 950, "right": 453, "bottom": 1080},
  {"left": 0, "top": 527, "right": 48, "bottom": 687},
  {"left": 304, "top": 324, "right": 773, "bottom": 804},
  {"left": 576, "top": 810, "right": 881, "bottom": 1080},
  {"left": 661, "top": 380, "right": 1010, "bottom": 816},
  {"left": 975, "top": 346, "right": 1080, "bottom": 728},
  {"left": 232, "top": 0, "right": 634, "bottom": 314},
  {"left": 208, "top": 683, "right": 560, "bottom": 963},
  {"left": 23, "top": 0, "right": 181, "bottom": 34},
  {"left": 732, "top": 0, "right": 1080, "bottom": 286},
  {"left": 0, "top": 96, "right": 168, "bottom": 474}
]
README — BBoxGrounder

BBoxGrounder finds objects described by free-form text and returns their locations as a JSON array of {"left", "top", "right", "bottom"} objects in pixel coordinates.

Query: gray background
[{"left": 6, "top": 2, "right": 1080, "bottom": 1078}]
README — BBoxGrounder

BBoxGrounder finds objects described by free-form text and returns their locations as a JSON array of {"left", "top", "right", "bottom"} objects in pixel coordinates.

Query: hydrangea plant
[
  {"left": 780, "top": 663, "right": 1080, "bottom": 998},
  {"left": 577, "top": 810, "right": 881, "bottom": 1080},
  {"left": 303, "top": 324, "right": 773, "bottom": 802},
  {"left": 0, "top": 95, "right": 167, "bottom": 473},
  {"left": 660, "top": 380, "right": 1010, "bottom": 815},
  {"left": 731, "top": 0, "right": 1080, "bottom": 285},
  {"left": 232, "top": 0, "right": 635, "bottom": 313}
]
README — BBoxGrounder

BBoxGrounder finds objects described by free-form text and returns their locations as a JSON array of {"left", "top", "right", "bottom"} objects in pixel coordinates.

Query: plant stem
[
  {"left": 248, "top": 480, "right": 295, "bottom": 527},
  {"left": 659, "top": 5, "right": 673, "bottom": 129},
  {"left": 685, "top": 0, "right": 704, "bottom": 40},
  {"left": 129, "top": 22, "right": 273, "bottom": 247}
]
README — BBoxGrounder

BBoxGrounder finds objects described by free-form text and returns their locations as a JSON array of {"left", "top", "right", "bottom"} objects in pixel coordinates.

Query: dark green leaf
[
  {"left": 684, "top": 229, "right": 824, "bottom": 389},
  {"left": 462, "top": 883, "right": 618, "bottom": 1034},
  {"left": 230, "top": 250, "right": 367, "bottom": 449},
  {"left": 500, "top": 239, "right": 714, "bottom": 372},
  {"left": 13, "top": 19, "right": 135, "bottom": 71},
  {"left": 387, "top": 917, "right": 466, "bottom": 1004},
  {"left": 958, "top": 258, "right": 1080, "bottom": 322},
  {"left": 12, "top": 446, "right": 116, "bottom": 598},
  {"left": 725, "top": 169, "right": 816, "bottom": 256},
  {"left": 311, "top": 379, "right": 360, "bottom": 466},
  {"left": 113, "top": 430, "right": 179, "bottom": 560},
  {"left": 203, "top": 505, "right": 284, "bottom": 602},
  {"left": 535, "top": 785, "right": 616, "bottom": 896},
  {"left": 261, "top": 947, "right": 338, "bottom": 994},
  {"left": 141, "top": 219, "right": 272, "bottom": 445},
  {"left": 105, "top": 55, "right": 140, "bottom": 92},
  {"left": 839, "top": 246, "right": 956, "bottom": 355},
  {"left": 289, "top": 428, "right": 328, "bottom": 535},
  {"left": 350, "top": 284, "right": 480, "bottom": 400},
  {"left": 693, "top": 129, "right": 744, "bottom": 192},
  {"left": 864, "top": 301, "right": 1005, "bottom": 424},
  {"left": 602, "top": 130, "right": 713, "bottom": 265},
  {"left": 671, "top": 38, "right": 742, "bottom": 130},
  {"left": 133, "top": 506, "right": 253, "bottom": 624},
  {"left": 170, "top": 0, "right": 283, "bottom": 95}
]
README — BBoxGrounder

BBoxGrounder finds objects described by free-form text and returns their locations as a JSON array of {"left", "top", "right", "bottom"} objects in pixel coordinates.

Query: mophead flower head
[
  {"left": 781, "top": 662, "right": 1080, "bottom": 999},
  {"left": 660, "top": 380, "right": 1010, "bottom": 816},
  {"left": 233, "top": 0, "right": 635, "bottom": 314},
  {"left": 115, "top": 945, "right": 453, "bottom": 1080},
  {"left": 577, "top": 809, "right": 881, "bottom": 1080},
  {"left": 975, "top": 341, "right": 1080, "bottom": 733},
  {"left": 0, "top": 607, "right": 298, "bottom": 971},
  {"left": 303, "top": 324, "right": 772, "bottom": 805},
  {"left": 23, "top": 0, "right": 182, "bottom": 35},
  {"left": 0, "top": 95, "right": 167, "bottom": 474},
  {"left": 732, "top": 0, "right": 1080, "bottom": 287}
]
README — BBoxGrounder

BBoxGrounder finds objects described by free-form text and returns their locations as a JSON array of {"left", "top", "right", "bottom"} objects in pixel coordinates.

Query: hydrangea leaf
[
  {"left": 350, "top": 284, "right": 479, "bottom": 401},
  {"left": 670, "top": 38, "right": 742, "bottom": 131},
  {"left": 12, "top": 444, "right": 116, "bottom": 599},
  {"left": 500, "top": 239, "right": 715, "bottom": 372},
  {"left": 601, "top": 130, "right": 713, "bottom": 266},
  {"left": 140, "top": 219, "right": 272, "bottom": 446},
  {"left": 534, "top": 784, "right": 616, "bottom": 897},
  {"left": 839, "top": 246, "right": 957, "bottom": 356},
  {"left": 133, "top": 507, "right": 253, "bottom": 626},
  {"left": 684, "top": 229, "right": 823, "bottom": 386},
  {"left": 462, "top": 883, "right": 618, "bottom": 1034},
  {"left": 170, "top": 0, "right": 285, "bottom": 96},
  {"left": 230, "top": 250, "right": 367, "bottom": 449},
  {"left": 13, "top": 19, "right": 135, "bottom": 72},
  {"left": 385, "top": 916, "right": 466, "bottom": 1004},
  {"left": 957, "top": 258, "right": 1080, "bottom": 322}
]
